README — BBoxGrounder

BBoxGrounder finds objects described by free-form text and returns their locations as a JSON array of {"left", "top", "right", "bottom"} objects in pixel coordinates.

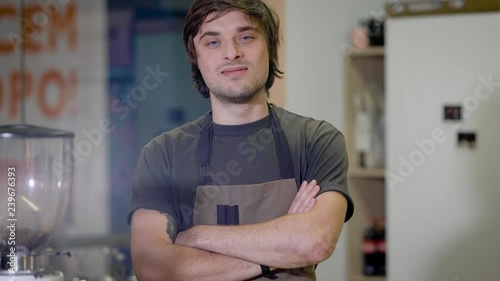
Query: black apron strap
[
  {"left": 268, "top": 105, "right": 296, "bottom": 182},
  {"left": 198, "top": 104, "right": 296, "bottom": 186},
  {"left": 198, "top": 117, "right": 213, "bottom": 186}
]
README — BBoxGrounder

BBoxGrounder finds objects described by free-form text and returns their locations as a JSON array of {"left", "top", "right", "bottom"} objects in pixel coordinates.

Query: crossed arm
[{"left": 130, "top": 180, "right": 347, "bottom": 281}]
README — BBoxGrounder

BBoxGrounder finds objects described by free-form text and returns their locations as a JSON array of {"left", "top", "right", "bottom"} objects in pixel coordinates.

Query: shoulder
[
  {"left": 272, "top": 105, "right": 343, "bottom": 141},
  {"left": 142, "top": 114, "right": 207, "bottom": 156}
]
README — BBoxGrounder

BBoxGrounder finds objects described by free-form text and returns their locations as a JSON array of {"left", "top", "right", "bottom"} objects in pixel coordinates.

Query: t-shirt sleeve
[
  {"left": 306, "top": 123, "right": 354, "bottom": 222},
  {"left": 127, "top": 140, "right": 176, "bottom": 225}
]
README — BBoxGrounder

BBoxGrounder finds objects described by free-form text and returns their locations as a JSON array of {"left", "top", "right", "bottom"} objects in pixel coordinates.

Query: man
[{"left": 128, "top": 0, "right": 354, "bottom": 280}]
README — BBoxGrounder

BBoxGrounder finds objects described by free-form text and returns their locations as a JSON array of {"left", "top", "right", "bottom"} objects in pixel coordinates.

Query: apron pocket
[{"left": 217, "top": 204, "right": 240, "bottom": 225}]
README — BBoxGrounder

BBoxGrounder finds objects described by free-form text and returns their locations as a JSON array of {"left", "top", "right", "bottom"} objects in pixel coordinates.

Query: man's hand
[
  {"left": 288, "top": 180, "right": 320, "bottom": 214},
  {"left": 175, "top": 228, "right": 194, "bottom": 247}
]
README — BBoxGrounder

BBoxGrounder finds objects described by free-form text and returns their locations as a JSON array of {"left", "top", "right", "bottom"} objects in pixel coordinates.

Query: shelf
[
  {"left": 347, "top": 47, "right": 384, "bottom": 58},
  {"left": 349, "top": 275, "right": 386, "bottom": 281},
  {"left": 344, "top": 44, "right": 386, "bottom": 280},
  {"left": 386, "top": 0, "right": 500, "bottom": 18},
  {"left": 349, "top": 168, "right": 385, "bottom": 179}
]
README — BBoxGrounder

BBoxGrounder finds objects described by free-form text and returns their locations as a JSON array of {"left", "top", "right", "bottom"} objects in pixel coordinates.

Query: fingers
[
  {"left": 301, "top": 182, "right": 320, "bottom": 213},
  {"left": 305, "top": 197, "right": 317, "bottom": 211},
  {"left": 288, "top": 181, "right": 308, "bottom": 214},
  {"left": 292, "top": 180, "right": 319, "bottom": 213},
  {"left": 288, "top": 180, "right": 321, "bottom": 214}
]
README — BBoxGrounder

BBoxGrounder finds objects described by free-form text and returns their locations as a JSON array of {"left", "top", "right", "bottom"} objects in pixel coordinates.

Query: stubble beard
[{"left": 210, "top": 79, "right": 266, "bottom": 104}]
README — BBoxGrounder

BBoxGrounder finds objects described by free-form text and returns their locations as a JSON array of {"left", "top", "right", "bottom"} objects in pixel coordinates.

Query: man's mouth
[{"left": 221, "top": 66, "right": 248, "bottom": 78}]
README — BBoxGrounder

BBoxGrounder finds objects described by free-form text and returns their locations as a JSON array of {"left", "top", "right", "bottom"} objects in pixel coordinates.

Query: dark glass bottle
[
  {"left": 376, "top": 219, "right": 386, "bottom": 275},
  {"left": 363, "top": 219, "right": 377, "bottom": 276}
]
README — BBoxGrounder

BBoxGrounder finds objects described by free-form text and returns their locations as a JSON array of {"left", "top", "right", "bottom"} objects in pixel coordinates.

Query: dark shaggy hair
[{"left": 183, "top": 0, "right": 284, "bottom": 98}]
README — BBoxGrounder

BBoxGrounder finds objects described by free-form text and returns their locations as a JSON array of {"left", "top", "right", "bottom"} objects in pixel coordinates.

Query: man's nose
[{"left": 223, "top": 40, "right": 242, "bottom": 61}]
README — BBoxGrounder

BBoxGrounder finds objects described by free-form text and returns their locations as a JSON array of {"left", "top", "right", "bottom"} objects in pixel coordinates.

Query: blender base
[{"left": 0, "top": 272, "right": 64, "bottom": 281}]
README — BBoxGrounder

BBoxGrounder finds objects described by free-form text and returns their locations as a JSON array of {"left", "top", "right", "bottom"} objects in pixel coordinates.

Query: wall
[
  {"left": 285, "top": 1, "right": 387, "bottom": 280},
  {"left": 286, "top": 0, "right": 386, "bottom": 131},
  {"left": 386, "top": 12, "right": 500, "bottom": 281},
  {"left": 264, "top": 0, "right": 286, "bottom": 107}
]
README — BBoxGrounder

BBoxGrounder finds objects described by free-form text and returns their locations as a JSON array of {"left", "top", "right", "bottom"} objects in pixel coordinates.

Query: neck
[{"left": 210, "top": 93, "right": 269, "bottom": 125}]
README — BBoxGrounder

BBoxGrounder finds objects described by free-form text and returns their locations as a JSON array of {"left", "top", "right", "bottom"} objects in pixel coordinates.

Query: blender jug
[{"left": 0, "top": 124, "right": 74, "bottom": 275}]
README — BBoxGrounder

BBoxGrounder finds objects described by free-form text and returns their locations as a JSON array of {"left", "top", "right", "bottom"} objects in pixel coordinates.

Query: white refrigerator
[{"left": 386, "top": 11, "right": 500, "bottom": 281}]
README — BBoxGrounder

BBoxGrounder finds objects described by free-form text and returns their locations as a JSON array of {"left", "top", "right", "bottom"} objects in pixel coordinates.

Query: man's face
[{"left": 193, "top": 10, "right": 270, "bottom": 104}]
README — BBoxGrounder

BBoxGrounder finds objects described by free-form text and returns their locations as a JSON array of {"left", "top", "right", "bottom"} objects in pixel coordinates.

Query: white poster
[
  {"left": 1, "top": 0, "right": 109, "bottom": 278},
  {"left": 0, "top": 0, "right": 109, "bottom": 246}
]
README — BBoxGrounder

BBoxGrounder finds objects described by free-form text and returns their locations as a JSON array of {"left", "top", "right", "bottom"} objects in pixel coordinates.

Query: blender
[{"left": 0, "top": 125, "right": 75, "bottom": 280}]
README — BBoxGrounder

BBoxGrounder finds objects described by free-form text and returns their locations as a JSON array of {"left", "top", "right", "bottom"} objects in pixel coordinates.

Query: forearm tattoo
[{"left": 160, "top": 212, "right": 178, "bottom": 242}]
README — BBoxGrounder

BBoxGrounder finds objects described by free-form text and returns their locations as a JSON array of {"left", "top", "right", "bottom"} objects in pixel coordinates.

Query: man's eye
[
  {"left": 241, "top": 36, "right": 254, "bottom": 41},
  {"left": 207, "top": 41, "right": 219, "bottom": 46}
]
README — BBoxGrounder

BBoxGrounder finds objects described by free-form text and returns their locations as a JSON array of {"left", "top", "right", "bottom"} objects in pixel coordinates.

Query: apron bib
[{"left": 194, "top": 105, "right": 315, "bottom": 280}]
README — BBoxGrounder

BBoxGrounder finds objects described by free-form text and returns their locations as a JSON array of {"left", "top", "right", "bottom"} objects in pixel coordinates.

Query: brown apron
[{"left": 193, "top": 105, "right": 316, "bottom": 280}]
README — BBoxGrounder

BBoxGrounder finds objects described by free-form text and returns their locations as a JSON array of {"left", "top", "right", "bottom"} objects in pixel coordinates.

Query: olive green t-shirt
[{"left": 127, "top": 105, "right": 354, "bottom": 231}]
